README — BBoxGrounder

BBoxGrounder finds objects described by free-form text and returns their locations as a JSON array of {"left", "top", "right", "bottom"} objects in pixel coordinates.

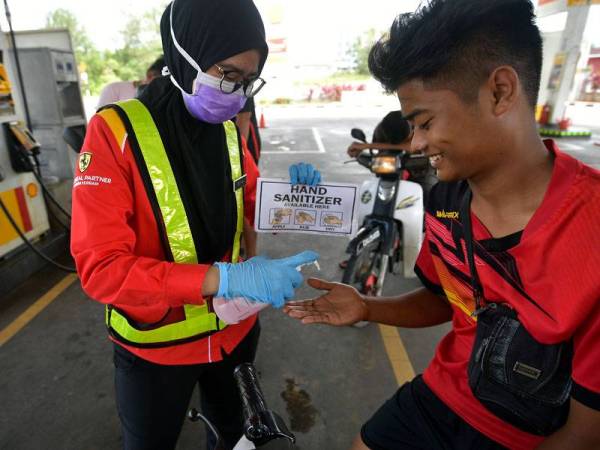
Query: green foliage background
[
  {"left": 45, "top": 7, "right": 380, "bottom": 96},
  {"left": 46, "top": 7, "right": 165, "bottom": 95},
  {"left": 346, "top": 28, "right": 381, "bottom": 76}
]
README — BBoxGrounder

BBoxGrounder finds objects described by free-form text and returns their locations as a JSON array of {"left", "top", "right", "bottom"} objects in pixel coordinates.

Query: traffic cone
[{"left": 259, "top": 110, "right": 266, "bottom": 129}]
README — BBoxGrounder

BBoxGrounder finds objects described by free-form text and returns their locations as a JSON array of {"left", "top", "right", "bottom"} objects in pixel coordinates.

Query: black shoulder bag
[{"left": 461, "top": 190, "right": 572, "bottom": 436}]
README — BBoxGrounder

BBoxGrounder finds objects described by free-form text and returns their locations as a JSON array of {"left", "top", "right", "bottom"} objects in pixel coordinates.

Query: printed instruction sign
[{"left": 254, "top": 178, "right": 359, "bottom": 236}]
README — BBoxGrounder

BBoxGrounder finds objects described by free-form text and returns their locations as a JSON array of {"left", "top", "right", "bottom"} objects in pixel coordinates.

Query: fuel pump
[
  {"left": 0, "top": 1, "right": 76, "bottom": 298},
  {"left": 0, "top": 34, "right": 51, "bottom": 260}
]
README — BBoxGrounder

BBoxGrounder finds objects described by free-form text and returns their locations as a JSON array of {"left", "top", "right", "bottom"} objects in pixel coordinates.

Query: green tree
[
  {"left": 347, "top": 28, "right": 382, "bottom": 75},
  {"left": 45, "top": 6, "right": 166, "bottom": 95},
  {"left": 46, "top": 8, "right": 91, "bottom": 55},
  {"left": 107, "top": 7, "right": 164, "bottom": 85}
]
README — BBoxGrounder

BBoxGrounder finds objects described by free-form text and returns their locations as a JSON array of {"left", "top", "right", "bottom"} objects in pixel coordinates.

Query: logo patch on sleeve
[{"left": 79, "top": 152, "right": 93, "bottom": 173}]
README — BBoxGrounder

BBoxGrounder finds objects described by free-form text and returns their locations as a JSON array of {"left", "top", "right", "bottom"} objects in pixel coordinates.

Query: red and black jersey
[{"left": 416, "top": 140, "right": 600, "bottom": 449}]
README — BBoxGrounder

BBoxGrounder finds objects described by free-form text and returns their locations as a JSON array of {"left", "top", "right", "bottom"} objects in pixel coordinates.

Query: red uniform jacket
[{"left": 71, "top": 111, "right": 259, "bottom": 365}]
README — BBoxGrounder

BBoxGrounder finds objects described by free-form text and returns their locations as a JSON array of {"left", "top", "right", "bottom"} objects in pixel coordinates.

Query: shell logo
[{"left": 26, "top": 183, "right": 39, "bottom": 198}]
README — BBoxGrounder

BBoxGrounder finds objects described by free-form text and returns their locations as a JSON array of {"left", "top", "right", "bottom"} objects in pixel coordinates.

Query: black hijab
[
  {"left": 164, "top": 0, "right": 268, "bottom": 93},
  {"left": 138, "top": 0, "right": 268, "bottom": 264}
]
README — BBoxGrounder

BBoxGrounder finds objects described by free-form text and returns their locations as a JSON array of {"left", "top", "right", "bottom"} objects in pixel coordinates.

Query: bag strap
[{"left": 459, "top": 189, "right": 486, "bottom": 315}]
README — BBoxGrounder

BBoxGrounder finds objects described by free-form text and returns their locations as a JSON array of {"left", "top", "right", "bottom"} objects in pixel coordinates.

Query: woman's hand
[
  {"left": 214, "top": 251, "right": 319, "bottom": 308},
  {"left": 283, "top": 278, "right": 368, "bottom": 326},
  {"left": 288, "top": 162, "right": 321, "bottom": 186}
]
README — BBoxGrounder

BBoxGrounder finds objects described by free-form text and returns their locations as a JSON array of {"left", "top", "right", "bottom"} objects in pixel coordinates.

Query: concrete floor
[{"left": 1, "top": 104, "right": 598, "bottom": 450}]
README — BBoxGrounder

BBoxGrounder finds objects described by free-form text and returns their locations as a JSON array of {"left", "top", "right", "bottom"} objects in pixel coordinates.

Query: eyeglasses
[{"left": 214, "top": 64, "right": 266, "bottom": 98}]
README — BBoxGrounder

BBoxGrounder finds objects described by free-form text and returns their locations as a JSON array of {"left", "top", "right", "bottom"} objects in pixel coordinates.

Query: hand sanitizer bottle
[
  {"left": 212, "top": 261, "right": 320, "bottom": 324},
  {"left": 212, "top": 296, "right": 268, "bottom": 324}
]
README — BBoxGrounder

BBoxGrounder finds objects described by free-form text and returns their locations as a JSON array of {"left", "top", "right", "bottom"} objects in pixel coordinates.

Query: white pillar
[{"left": 547, "top": 3, "right": 591, "bottom": 122}]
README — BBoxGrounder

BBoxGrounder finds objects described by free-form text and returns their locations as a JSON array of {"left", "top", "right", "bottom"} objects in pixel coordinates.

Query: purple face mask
[{"left": 182, "top": 83, "right": 247, "bottom": 124}]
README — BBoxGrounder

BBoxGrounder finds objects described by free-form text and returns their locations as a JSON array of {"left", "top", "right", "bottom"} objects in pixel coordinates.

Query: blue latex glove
[
  {"left": 289, "top": 162, "right": 321, "bottom": 186},
  {"left": 215, "top": 250, "right": 319, "bottom": 308}
]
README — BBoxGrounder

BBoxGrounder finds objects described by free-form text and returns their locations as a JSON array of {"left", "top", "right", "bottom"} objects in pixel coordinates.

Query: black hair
[
  {"left": 373, "top": 110, "right": 411, "bottom": 144},
  {"left": 368, "top": 0, "right": 543, "bottom": 108},
  {"left": 147, "top": 56, "right": 165, "bottom": 76}
]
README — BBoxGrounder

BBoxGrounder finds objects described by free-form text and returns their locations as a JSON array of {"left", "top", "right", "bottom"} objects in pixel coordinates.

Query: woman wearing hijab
[{"left": 70, "top": 1, "right": 320, "bottom": 448}]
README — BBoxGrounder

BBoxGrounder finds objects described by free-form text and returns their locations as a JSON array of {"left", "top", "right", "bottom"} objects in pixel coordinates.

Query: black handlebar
[
  {"left": 356, "top": 152, "right": 373, "bottom": 169},
  {"left": 403, "top": 154, "right": 429, "bottom": 173},
  {"left": 234, "top": 363, "right": 270, "bottom": 438},
  {"left": 234, "top": 363, "right": 296, "bottom": 447}
]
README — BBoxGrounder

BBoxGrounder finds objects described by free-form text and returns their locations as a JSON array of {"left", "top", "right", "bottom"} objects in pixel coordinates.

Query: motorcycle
[{"left": 342, "top": 127, "right": 434, "bottom": 302}]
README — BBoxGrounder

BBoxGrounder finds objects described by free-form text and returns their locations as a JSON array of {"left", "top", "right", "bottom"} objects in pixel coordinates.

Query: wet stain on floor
[{"left": 280, "top": 378, "right": 318, "bottom": 433}]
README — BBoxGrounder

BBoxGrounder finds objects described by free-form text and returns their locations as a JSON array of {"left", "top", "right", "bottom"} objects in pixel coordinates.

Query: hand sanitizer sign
[{"left": 254, "top": 178, "right": 359, "bottom": 236}]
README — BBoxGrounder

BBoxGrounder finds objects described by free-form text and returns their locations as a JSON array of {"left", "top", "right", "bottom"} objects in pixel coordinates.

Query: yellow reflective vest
[{"left": 102, "top": 99, "right": 245, "bottom": 347}]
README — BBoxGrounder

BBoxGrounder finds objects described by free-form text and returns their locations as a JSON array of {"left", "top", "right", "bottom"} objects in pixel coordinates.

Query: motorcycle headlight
[{"left": 371, "top": 156, "right": 398, "bottom": 174}]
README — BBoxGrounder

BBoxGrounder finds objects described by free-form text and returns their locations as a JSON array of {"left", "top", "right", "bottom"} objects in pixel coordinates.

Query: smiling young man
[{"left": 284, "top": 0, "right": 600, "bottom": 449}]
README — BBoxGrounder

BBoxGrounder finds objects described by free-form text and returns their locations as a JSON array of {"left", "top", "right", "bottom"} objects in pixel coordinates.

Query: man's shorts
[{"left": 360, "top": 375, "right": 506, "bottom": 450}]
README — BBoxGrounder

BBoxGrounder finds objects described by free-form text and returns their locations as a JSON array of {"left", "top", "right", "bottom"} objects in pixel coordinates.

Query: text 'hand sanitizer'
[{"left": 212, "top": 261, "right": 320, "bottom": 324}]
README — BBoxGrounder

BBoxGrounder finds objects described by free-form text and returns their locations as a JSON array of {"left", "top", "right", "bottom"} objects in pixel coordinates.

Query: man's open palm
[{"left": 283, "top": 278, "right": 367, "bottom": 326}]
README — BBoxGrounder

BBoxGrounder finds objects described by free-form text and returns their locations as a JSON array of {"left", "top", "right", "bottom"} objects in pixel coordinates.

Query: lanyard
[{"left": 459, "top": 189, "right": 487, "bottom": 316}]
